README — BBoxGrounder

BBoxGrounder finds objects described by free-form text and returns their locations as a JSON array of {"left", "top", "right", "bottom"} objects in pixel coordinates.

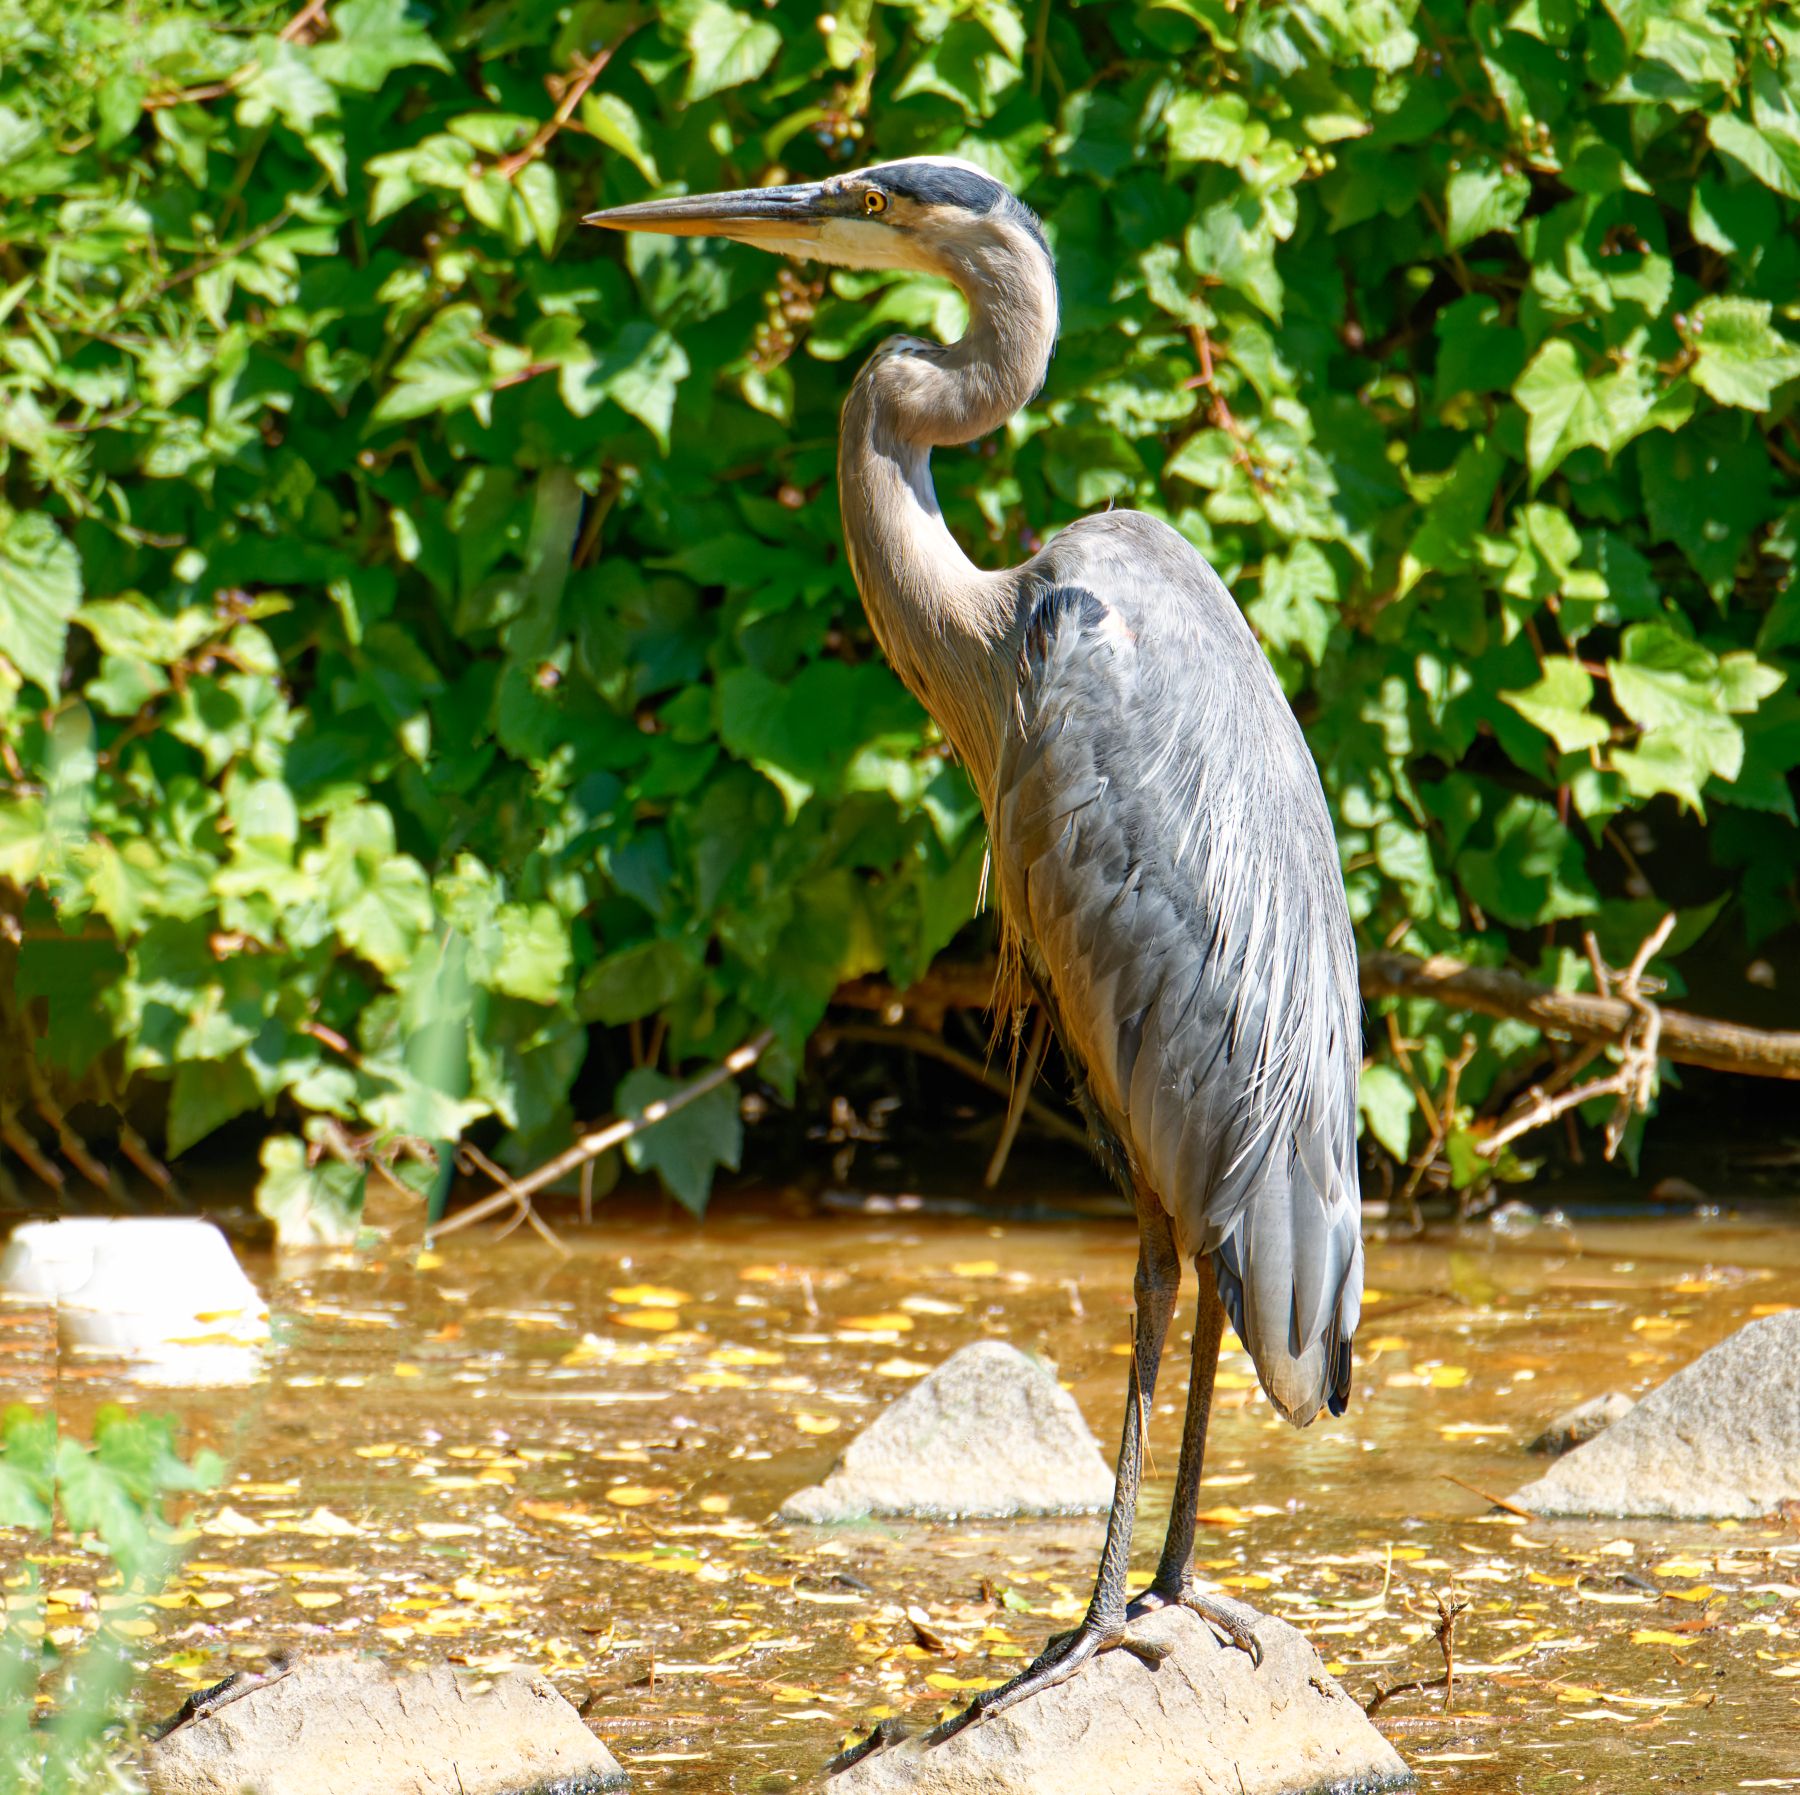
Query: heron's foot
[
  {"left": 922, "top": 1613, "right": 1169, "bottom": 1748},
  {"left": 824, "top": 1716, "right": 914, "bottom": 1777},
  {"left": 1131, "top": 1579, "right": 1264, "bottom": 1667}
]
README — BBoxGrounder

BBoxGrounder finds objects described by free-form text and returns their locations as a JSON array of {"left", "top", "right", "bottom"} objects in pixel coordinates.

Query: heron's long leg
[
  {"left": 925, "top": 1203, "right": 1181, "bottom": 1745},
  {"left": 1135, "top": 1257, "right": 1263, "bottom": 1663}
]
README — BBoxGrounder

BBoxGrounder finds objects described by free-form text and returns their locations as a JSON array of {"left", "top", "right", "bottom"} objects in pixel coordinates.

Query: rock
[
  {"left": 781, "top": 1341, "right": 1115, "bottom": 1523},
  {"left": 144, "top": 1655, "right": 625, "bottom": 1795},
  {"left": 1513, "top": 1313, "right": 1800, "bottom": 1518},
  {"left": 822, "top": 1605, "right": 1410, "bottom": 1795},
  {"left": 1527, "top": 1391, "right": 1635, "bottom": 1456},
  {"left": 0, "top": 1218, "right": 268, "bottom": 1387}
]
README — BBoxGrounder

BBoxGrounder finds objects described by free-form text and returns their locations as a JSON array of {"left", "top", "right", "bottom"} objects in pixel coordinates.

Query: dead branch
[
  {"left": 431, "top": 1028, "right": 774, "bottom": 1237},
  {"left": 1360, "top": 945, "right": 1800, "bottom": 1081}
]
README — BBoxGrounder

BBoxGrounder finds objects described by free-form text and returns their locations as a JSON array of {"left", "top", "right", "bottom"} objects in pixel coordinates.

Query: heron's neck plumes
[{"left": 836, "top": 215, "right": 1059, "bottom": 804}]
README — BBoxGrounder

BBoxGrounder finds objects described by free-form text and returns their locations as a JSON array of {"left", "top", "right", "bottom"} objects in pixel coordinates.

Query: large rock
[
  {"left": 144, "top": 1655, "right": 625, "bottom": 1795},
  {"left": 781, "top": 1341, "right": 1115, "bottom": 1523},
  {"left": 1513, "top": 1312, "right": 1800, "bottom": 1518},
  {"left": 823, "top": 1605, "right": 1410, "bottom": 1795},
  {"left": 1527, "top": 1391, "right": 1634, "bottom": 1456}
]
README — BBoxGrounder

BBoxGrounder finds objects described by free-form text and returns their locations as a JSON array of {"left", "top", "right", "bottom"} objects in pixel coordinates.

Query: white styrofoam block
[{"left": 1, "top": 1218, "right": 269, "bottom": 1385}]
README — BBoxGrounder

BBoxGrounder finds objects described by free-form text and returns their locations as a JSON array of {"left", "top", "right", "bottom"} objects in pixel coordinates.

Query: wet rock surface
[
  {"left": 1514, "top": 1312, "right": 1800, "bottom": 1517},
  {"left": 1528, "top": 1390, "right": 1635, "bottom": 1456},
  {"left": 144, "top": 1655, "right": 625, "bottom": 1795},
  {"left": 780, "top": 1340, "right": 1115, "bottom": 1522},
  {"left": 821, "top": 1605, "right": 1411, "bottom": 1795}
]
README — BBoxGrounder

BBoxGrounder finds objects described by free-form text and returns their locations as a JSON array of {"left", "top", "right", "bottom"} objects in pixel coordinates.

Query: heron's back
[{"left": 992, "top": 510, "right": 1363, "bottom": 1426}]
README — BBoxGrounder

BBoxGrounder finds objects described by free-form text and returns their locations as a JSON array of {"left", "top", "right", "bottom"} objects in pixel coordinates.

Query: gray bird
[{"left": 587, "top": 159, "right": 1363, "bottom": 1737}]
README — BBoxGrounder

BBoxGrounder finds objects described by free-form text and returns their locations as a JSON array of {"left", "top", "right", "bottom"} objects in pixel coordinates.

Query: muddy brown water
[{"left": 6, "top": 1187, "right": 1800, "bottom": 1793}]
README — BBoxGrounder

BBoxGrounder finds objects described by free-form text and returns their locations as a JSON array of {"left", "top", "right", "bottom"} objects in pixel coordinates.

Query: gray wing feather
[{"left": 993, "top": 512, "right": 1363, "bottom": 1428}]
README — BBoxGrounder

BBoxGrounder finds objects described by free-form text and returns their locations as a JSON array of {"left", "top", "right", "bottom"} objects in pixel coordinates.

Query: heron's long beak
[{"left": 584, "top": 183, "right": 834, "bottom": 248}]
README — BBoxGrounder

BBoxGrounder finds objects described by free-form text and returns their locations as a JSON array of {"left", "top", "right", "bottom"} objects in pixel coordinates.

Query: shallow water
[{"left": 7, "top": 1184, "right": 1800, "bottom": 1793}]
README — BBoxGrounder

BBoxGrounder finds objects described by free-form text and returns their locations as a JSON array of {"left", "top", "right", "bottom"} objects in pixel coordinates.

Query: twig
[
  {"left": 1434, "top": 1587, "right": 1470, "bottom": 1712},
  {"left": 456, "top": 1142, "right": 570, "bottom": 1257},
  {"left": 279, "top": 0, "right": 328, "bottom": 39},
  {"left": 1439, "top": 1473, "right": 1535, "bottom": 1520},
  {"left": 495, "top": 21, "right": 642, "bottom": 181},
  {"left": 1479, "top": 912, "right": 1676, "bottom": 1161},
  {"left": 984, "top": 1008, "right": 1048, "bottom": 1188},
  {"left": 818, "top": 1022, "right": 1088, "bottom": 1148},
  {"left": 431, "top": 1029, "right": 774, "bottom": 1236}
]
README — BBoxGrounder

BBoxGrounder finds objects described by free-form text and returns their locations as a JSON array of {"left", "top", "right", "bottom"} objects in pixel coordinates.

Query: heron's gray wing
[{"left": 993, "top": 516, "right": 1363, "bottom": 1426}]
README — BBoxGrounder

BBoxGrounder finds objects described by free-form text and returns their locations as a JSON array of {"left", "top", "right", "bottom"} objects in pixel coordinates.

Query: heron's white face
[{"left": 585, "top": 156, "right": 1030, "bottom": 282}]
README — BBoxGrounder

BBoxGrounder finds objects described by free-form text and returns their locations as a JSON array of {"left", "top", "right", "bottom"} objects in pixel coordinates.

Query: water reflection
[{"left": 5, "top": 1190, "right": 1799, "bottom": 1791}]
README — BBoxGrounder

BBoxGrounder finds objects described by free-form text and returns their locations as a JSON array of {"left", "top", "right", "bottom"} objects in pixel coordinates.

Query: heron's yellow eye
[{"left": 864, "top": 189, "right": 888, "bottom": 216}]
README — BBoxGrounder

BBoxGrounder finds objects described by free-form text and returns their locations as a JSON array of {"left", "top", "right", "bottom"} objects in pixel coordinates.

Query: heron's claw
[
  {"left": 1131, "top": 1581, "right": 1264, "bottom": 1667},
  {"left": 922, "top": 1613, "right": 1168, "bottom": 1749}
]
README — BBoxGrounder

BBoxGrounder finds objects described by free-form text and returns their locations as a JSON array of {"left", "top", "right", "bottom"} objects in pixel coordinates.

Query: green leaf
[
  {"left": 0, "top": 510, "right": 80, "bottom": 696},
  {"left": 373, "top": 305, "right": 493, "bottom": 423},
  {"left": 1248, "top": 539, "right": 1337, "bottom": 665},
  {"left": 579, "top": 937, "right": 699, "bottom": 1025},
  {"left": 580, "top": 92, "right": 660, "bottom": 184},
  {"left": 1457, "top": 795, "right": 1597, "bottom": 928},
  {"left": 255, "top": 1133, "right": 367, "bottom": 1248},
  {"left": 615, "top": 1064, "right": 742, "bottom": 1216},
  {"left": 1443, "top": 156, "right": 1530, "bottom": 249},
  {"left": 1500, "top": 658, "right": 1611, "bottom": 753},
  {"left": 1607, "top": 621, "right": 1744, "bottom": 810},
  {"left": 493, "top": 902, "right": 571, "bottom": 1003},
  {"left": 1357, "top": 1063, "right": 1415, "bottom": 1159},
  {"left": 1686, "top": 297, "right": 1800, "bottom": 412},
  {"left": 561, "top": 321, "right": 691, "bottom": 450},
  {"left": 1164, "top": 91, "right": 1255, "bottom": 164},
  {"left": 676, "top": 0, "right": 782, "bottom": 102},
  {"left": 168, "top": 1054, "right": 263, "bottom": 1157},
  {"left": 314, "top": 0, "right": 452, "bottom": 91}
]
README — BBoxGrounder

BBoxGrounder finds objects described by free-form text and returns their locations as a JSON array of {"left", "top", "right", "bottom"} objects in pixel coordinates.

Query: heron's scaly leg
[
  {"left": 925, "top": 1204, "right": 1180, "bottom": 1745},
  {"left": 1133, "top": 1258, "right": 1263, "bottom": 1664}
]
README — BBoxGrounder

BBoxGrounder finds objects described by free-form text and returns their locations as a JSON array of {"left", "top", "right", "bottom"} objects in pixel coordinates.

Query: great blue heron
[{"left": 587, "top": 159, "right": 1363, "bottom": 1737}]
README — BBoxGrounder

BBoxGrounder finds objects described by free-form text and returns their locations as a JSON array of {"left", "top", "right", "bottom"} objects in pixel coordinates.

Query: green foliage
[
  {"left": 0, "top": 0, "right": 1796, "bottom": 1205},
  {"left": 0, "top": 1405, "right": 222, "bottom": 1791}
]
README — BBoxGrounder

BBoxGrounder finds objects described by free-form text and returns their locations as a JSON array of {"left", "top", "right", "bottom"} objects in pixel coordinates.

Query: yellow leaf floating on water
[
  {"left": 611, "top": 1286, "right": 690, "bottom": 1306},
  {"left": 1652, "top": 1559, "right": 1708, "bottom": 1578},
  {"left": 393, "top": 1364, "right": 421, "bottom": 1378},
  {"left": 605, "top": 1486, "right": 674, "bottom": 1507},
  {"left": 925, "top": 1674, "right": 997, "bottom": 1692},
  {"left": 698, "top": 1495, "right": 730, "bottom": 1514},
  {"left": 1633, "top": 1630, "right": 1691, "bottom": 1646},
  {"left": 1197, "top": 1506, "right": 1251, "bottom": 1526},
  {"left": 1360, "top": 1336, "right": 1409, "bottom": 1353},
  {"left": 708, "top": 1348, "right": 784, "bottom": 1366},
  {"left": 1750, "top": 1303, "right": 1794, "bottom": 1317},
  {"left": 794, "top": 1415, "right": 841, "bottom": 1435},
  {"left": 1425, "top": 1366, "right": 1468, "bottom": 1388},
  {"left": 950, "top": 1262, "right": 998, "bottom": 1278},
  {"left": 200, "top": 1508, "right": 266, "bottom": 1538},
  {"left": 1665, "top": 1586, "right": 1715, "bottom": 1603},
  {"left": 876, "top": 1359, "right": 931, "bottom": 1378},
  {"left": 840, "top": 1313, "right": 913, "bottom": 1332},
  {"left": 292, "top": 1592, "right": 341, "bottom": 1610},
  {"left": 615, "top": 1310, "right": 680, "bottom": 1331},
  {"left": 354, "top": 1444, "right": 401, "bottom": 1458}
]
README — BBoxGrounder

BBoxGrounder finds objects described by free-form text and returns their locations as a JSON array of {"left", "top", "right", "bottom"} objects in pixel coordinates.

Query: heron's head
[{"left": 584, "top": 156, "right": 1053, "bottom": 286}]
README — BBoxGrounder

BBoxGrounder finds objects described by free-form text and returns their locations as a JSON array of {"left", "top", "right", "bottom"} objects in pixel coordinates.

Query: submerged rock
[
  {"left": 822, "top": 1605, "right": 1410, "bottom": 1795},
  {"left": 144, "top": 1654, "right": 624, "bottom": 1795},
  {"left": 781, "top": 1341, "right": 1114, "bottom": 1523},
  {"left": 1513, "top": 1312, "right": 1800, "bottom": 1519},
  {"left": 1528, "top": 1391, "right": 1635, "bottom": 1456}
]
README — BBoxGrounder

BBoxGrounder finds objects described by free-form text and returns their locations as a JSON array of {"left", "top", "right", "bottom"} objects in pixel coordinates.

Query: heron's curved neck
[{"left": 837, "top": 223, "right": 1058, "bottom": 803}]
